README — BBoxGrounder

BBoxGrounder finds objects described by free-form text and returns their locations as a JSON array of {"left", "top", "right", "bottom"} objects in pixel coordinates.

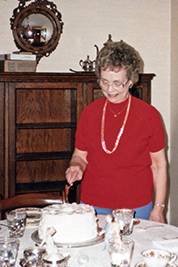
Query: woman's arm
[
  {"left": 65, "top": 148, "right": 88, "bottom": 186},
  {"left": 149, "top": 148, "right": 167, "bottom": 222}
]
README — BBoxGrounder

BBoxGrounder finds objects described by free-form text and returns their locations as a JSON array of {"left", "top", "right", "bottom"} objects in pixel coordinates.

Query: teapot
[
  {"left": 94, "top": 34, "right": 113, "bottom": 56},
  {"left": 79, "top": 55, "right": 95, "bottom": 71},
  {"left": 79, "top": 35, "right": 113, "bottom": 72}
]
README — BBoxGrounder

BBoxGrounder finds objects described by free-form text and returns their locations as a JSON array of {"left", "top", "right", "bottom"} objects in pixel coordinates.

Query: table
[{"left": 1, "top": 215, "right": 178, "bottom": 266}]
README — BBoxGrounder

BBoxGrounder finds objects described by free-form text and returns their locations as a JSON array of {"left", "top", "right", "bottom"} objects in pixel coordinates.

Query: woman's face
[{"left": 99, "top": 68, "right": 131, "bottom": 103}]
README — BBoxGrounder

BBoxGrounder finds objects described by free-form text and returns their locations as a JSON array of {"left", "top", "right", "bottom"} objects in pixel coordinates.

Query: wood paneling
[
  {"left": 16, "top": 159, "right": 70, "bottom": 183},
  {"left": 16, "top": 129, "right": 73, "bottom": 153},
  {"left": 16, "top": 89, "right": 77, "bottom": 123},
  {"left": 0, "top": 83, "right": 5, "bottom": 198}
]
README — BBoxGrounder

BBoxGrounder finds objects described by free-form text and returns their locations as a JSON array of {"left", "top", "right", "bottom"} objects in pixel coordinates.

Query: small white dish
[
  {"left": 14, "top": 207, "right": 41, "bottom": 227},
  {"left": 135, "top": 262, "right": 177, "bottom": 267}
]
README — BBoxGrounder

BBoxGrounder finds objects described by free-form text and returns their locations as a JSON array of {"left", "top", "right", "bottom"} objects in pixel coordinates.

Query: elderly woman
[{"left": 66, "top": 40, "right": 167, "bottom": 222}]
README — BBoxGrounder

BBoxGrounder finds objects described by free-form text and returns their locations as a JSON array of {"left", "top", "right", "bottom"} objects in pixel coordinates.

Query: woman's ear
[{"left": 129, "top": 82, "right": 133, "bottom": 88}]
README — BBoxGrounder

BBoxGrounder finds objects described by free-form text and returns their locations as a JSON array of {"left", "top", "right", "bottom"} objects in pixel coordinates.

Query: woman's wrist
[{"left": 154, "top": 203, "right": 165, "bottom": 208}]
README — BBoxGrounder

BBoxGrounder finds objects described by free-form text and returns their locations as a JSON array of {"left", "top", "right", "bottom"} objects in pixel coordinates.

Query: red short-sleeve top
[{"left": 75, "top": 96, "right": 166, "bottom": 209}]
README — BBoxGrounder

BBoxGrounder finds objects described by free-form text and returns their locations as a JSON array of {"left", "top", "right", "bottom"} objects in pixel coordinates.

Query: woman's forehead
[{"left": 100, "top": 68, "right": 127, "bottom": 79}]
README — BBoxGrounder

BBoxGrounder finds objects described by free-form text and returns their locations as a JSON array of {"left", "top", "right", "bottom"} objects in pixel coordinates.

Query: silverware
[
  {"left": 0, "top": 223, "right": 8, "bottom": 227},
  {"left": 137, "top": 225, "right": 164, "bottom": 230}
]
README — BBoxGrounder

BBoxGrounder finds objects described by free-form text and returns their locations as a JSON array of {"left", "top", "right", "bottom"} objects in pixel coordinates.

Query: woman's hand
[
  {"left": 65, "top": 147, "right": 88, "bottom": 186},
  {"left": 149, "top": 206, "right": 165, "bottom": 223},
  {"left": 65, "top": 165, "right": 84, "bottom": 186}
]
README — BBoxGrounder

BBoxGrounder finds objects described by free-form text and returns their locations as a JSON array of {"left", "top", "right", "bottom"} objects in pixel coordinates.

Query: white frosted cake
[{"left": 38, "top": 203, "right": 98, "bottom": 243}]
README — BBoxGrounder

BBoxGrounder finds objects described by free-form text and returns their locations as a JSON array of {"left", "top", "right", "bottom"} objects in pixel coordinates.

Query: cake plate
[{"left": 31, "top": 230, "right": 104, "bottom": 248}]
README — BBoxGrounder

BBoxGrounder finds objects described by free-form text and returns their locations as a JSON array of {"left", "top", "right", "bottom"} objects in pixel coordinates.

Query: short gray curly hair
[{"left": 95, "top": 40, "right": 142, "bottom": 84}]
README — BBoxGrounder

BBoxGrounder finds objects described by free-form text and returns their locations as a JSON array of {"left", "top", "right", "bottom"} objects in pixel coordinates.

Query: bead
[
  {"left": 154, "top": 203, "right": 165, "bottom": 208},
  {"left": 101, "top": 95, "right": 131, "bottom": 154}
]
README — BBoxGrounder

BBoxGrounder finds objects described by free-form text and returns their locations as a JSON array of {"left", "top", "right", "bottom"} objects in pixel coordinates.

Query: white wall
[
  {"left": 0, "top": 0, "right": 171, "bottom": 126},
  {"left": 170, "top": 0, "right": 178, "bottom": 226},
  {"left": 1, "top": 0, "right": 177, "bottom": 224}
]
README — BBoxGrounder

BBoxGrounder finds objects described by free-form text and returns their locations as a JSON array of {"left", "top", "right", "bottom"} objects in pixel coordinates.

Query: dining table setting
[{"left": 1, "top": 208, "right": 178, "bottom": 267}]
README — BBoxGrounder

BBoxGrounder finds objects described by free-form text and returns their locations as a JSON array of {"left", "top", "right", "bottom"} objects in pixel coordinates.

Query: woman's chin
[{"left": 107, "top": 95, "right": 120, "bottom": 103}]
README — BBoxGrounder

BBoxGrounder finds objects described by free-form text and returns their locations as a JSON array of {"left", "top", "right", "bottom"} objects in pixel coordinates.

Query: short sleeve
[
  {"left": 148, "top": 108, "right": 166, "bottom": 152},
  {"left": 75, "top": 109, "right": 88, "bottom": 151}
]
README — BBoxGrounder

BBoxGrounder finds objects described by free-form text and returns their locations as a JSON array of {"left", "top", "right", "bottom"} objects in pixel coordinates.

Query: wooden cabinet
[{"left": 0, "top": 72, "right": 155, "bottom": 201}]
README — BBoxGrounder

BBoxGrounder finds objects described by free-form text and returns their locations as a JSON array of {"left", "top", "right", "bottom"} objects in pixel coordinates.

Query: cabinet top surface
[{"left": 0, "top": 72, "right": 155, "bottom": 84}]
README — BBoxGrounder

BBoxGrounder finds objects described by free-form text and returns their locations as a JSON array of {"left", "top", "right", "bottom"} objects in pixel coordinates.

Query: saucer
[{"left": 135, "top": 262, "right": 177, "bottom": 267}]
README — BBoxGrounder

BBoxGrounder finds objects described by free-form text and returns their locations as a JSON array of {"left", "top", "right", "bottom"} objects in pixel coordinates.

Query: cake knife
[{"left": 65, "top": 184, "right": 72, "bottom": 203}]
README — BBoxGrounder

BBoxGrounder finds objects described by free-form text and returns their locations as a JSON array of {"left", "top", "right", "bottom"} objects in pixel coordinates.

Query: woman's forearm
[
  {"left": 149, "top": 149, "right": 167, "bottom": 222},
  {"left": 66, "top": 148, "right": 88, "bottom": 185},
  {"left": 70, "top": 155, "right": 88, "bottom": 172}
]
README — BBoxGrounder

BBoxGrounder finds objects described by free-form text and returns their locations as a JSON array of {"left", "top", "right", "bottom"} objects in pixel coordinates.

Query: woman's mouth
[{"left": 108, "top": 93, "right": 118, "bottom": 98}]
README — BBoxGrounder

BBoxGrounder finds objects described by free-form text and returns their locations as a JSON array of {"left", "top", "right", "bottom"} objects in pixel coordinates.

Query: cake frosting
[{"left": 38, "top": 203, "right": 98, "bottom": 243}]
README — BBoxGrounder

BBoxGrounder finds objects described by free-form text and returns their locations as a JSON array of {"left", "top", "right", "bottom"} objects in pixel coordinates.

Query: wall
[
  {"left": 0, "top": 0, "right": 176, "bottom": 224},
  {"left": 170, "top": 0, "right": 178, "bottom": 226}
]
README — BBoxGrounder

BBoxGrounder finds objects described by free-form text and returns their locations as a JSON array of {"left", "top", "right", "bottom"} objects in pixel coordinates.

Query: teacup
[{"left": 141, "top": 249, "right": 177, "bottom": 267}]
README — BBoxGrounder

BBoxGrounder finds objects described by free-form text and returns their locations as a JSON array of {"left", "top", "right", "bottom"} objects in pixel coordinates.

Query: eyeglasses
[{"left": 98, "top": 78, "right": 129, "bottom": 90}]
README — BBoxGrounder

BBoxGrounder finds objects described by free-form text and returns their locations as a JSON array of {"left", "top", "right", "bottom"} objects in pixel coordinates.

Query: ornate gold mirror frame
[{"left": 10, "top": 0, "right": 64, "bottom": 62}]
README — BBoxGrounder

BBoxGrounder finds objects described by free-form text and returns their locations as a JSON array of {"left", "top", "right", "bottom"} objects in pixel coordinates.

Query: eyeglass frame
[{"left": 98, "top": 78, "right": 129, "bottom": 90}]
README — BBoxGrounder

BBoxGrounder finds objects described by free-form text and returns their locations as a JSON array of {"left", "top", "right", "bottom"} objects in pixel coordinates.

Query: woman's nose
[{"left": 107, "top": 83, "right": 114, "bottom": 92}]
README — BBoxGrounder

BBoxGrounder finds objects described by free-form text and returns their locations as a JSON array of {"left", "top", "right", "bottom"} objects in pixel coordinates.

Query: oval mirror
[
  {"left": 10, "top": 0, "right": 64, "bottom": 62},
  {"left": 21, "top": 14, "right": 53, "bottom": 47}
]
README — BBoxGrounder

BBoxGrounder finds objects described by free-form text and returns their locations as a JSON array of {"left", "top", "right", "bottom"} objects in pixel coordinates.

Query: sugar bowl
[{"left": 20, "top": 246, "right": 46, "bottom": 267}]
